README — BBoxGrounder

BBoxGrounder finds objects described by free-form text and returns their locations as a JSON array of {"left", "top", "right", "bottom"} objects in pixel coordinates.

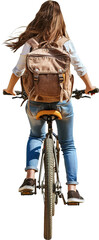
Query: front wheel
[{"left": 44, "top": 138, "right": 54, "bottom": 240}]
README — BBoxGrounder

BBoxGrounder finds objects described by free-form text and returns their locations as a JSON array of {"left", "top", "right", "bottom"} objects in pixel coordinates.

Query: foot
[
  {"left": 67, "top": 190, "right": 84, "bottom": 204},
  {"left": 19, "top": 178, "right": 36, "bottom": 195}
]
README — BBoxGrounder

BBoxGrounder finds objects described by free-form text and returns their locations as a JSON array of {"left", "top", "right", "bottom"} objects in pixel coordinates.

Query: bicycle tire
[
  {"left": 52, "top": 168, "right": 55, "bottom": 216},
  {"left": 44, "top": 138, "right": 54, "bottom": 240}
]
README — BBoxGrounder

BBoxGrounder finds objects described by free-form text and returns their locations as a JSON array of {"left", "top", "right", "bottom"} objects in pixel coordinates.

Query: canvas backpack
[{"left": 21, "top": 36, "right": 74, "bottom": 104}]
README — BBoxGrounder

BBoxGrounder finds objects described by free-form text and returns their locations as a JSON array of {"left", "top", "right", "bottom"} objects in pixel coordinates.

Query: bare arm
[
  {"left": 3, "top": 73, "right": 19, "bottom": 95},
  {"left": 80, "top": 73, "right": 96, "bottom": 93}
]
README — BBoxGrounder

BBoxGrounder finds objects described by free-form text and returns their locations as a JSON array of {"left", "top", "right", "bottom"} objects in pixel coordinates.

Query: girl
[{"left": 3, "top": 0, "right": 95, "bottom": 203}]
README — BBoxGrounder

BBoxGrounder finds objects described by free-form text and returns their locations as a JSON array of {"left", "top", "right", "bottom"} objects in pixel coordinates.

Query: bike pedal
[
  {"left": 21, "top": 190, "right": 34, "bottom": 195},
  {"left": 67, "top": 202, "right": 80, "bottom": 206}
]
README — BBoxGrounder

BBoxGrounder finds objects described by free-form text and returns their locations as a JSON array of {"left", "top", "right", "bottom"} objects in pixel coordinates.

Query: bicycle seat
[{"left": 36, "top": 110, "right": 62, "bottom": 120}]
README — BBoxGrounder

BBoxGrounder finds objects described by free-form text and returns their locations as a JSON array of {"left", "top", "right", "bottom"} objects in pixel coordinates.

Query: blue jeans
[{"left": 25, "top": 100, "right": 78, "bottom": 185}]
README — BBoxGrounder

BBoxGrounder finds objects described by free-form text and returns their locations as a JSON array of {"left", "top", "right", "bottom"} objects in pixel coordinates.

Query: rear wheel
[{"left": 44, "top": 138, "right": 55, "bottom": 240}]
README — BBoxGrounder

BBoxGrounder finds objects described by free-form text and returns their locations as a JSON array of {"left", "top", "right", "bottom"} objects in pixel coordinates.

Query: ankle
[
  {"left": 68, "top": 184, "right": 76, "bottom": 192},
  {"left": 26, "top": 169, "right": 35, "bottom": 180}
]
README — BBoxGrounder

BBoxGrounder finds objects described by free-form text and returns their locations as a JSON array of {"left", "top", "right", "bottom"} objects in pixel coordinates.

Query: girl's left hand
[
  {"left": 85, "top": 86, "right": 96, "bottom": 95},
  {"left": 3, "top": 88, "right": 16, "bottom": 96}
]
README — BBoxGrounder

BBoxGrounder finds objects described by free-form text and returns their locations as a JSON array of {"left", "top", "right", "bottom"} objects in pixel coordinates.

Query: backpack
[{"left": 21, "top": 36, "right": 74, "bottom": 104}]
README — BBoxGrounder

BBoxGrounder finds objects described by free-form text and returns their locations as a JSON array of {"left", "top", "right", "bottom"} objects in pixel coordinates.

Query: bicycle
[
  {"left": 3, "top": 87, "right": 99, "bottom": 240},
  {"left": 22, "top": 108, "right": 67, "bottom": 240}
]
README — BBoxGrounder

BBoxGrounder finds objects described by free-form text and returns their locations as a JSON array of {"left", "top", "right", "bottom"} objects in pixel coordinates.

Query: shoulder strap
[
  {"left": 27, "top": 37, "right": 39, "bottom": 49},
  {"left": 56, "top": 36, "right": 69, "bottom": 47},
  {"left": 27, "top": 36, "right": 69, "bottom": 49}
]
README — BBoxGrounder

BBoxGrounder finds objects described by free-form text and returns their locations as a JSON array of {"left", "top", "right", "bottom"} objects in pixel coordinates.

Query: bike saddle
[{"left": 36, "top": 110, "right": 62, "bottom": 120}]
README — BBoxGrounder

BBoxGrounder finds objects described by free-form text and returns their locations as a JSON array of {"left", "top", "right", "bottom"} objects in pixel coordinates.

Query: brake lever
[
  {"left": 12, "top": 90, "right": 27, "bottom": 100},
  {"left": 72, "top": 88, "right": 99, "bottom": 99}
]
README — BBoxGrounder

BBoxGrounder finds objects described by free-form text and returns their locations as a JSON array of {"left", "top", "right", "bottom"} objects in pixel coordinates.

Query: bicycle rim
[{"left": 44, "top": 138, "right": 54, "bottom": 240}]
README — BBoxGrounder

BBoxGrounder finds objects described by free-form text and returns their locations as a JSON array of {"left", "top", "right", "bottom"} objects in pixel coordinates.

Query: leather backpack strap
[
  {"left": 27, "top": 36, "right": 68, "bottom": 48},
  {"left": 27, "top": 37, "right": 39, "bottom": 49},
  {"left": 56, "top": 36, "right": 69, "bottom": 47}
]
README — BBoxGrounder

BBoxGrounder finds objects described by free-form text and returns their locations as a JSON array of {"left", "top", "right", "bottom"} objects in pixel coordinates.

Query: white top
[{"left": 13, "top": 40, "right": 87, "bottom": 77}]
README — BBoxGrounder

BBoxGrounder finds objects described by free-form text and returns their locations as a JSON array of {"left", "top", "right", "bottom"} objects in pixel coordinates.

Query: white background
[{"left": 0, "top": 0, "right": 99, "bottom": 239}]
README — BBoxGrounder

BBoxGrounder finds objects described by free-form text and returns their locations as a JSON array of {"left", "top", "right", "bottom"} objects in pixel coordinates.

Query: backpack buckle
[
  {"left": 34, "top": 75, "right": 39, "bottom": 81},
  {"left": 58, "top": 73, "right": 64, "bottom": 83}
]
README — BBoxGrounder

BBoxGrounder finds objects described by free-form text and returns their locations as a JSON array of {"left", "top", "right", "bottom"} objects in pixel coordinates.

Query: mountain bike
[{"left": 3, "top": 88, "right": 99, "bottom": 240}]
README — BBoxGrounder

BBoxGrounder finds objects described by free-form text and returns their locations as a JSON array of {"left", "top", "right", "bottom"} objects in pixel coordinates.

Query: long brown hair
[{"left": 5, "top": 1, "right": 69, "bottom": 52}]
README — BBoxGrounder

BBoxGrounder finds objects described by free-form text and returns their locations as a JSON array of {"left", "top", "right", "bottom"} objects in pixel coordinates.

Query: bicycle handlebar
[
  {"left": 72, "top": 88, "right": 99, "bottom": 99},
  {"left": 3, "top": 88, "right": 99, "bottom": 100}
]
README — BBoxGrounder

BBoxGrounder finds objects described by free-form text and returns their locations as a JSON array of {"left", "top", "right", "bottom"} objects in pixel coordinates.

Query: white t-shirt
[{"left": 13, "top": 40, "right": 87, "bottom": 77}]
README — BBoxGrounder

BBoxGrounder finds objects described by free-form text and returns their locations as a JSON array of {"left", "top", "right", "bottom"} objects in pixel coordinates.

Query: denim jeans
[{"left": 25, "top": 100, "right": 78, "bottom": 185}]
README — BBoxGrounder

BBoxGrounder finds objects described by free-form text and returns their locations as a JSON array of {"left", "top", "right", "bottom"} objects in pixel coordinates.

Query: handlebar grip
[
  {"left": 88, "top": 88, "right": 99, "bottom": 94},
  {"left": 3, "top": 90, "right": 12, "bottom": 95}
]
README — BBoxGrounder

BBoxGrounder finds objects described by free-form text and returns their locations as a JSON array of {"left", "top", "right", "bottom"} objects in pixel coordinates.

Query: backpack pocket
[{"left": 34, "top": 74, "right": 60, "bottom": 97}]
